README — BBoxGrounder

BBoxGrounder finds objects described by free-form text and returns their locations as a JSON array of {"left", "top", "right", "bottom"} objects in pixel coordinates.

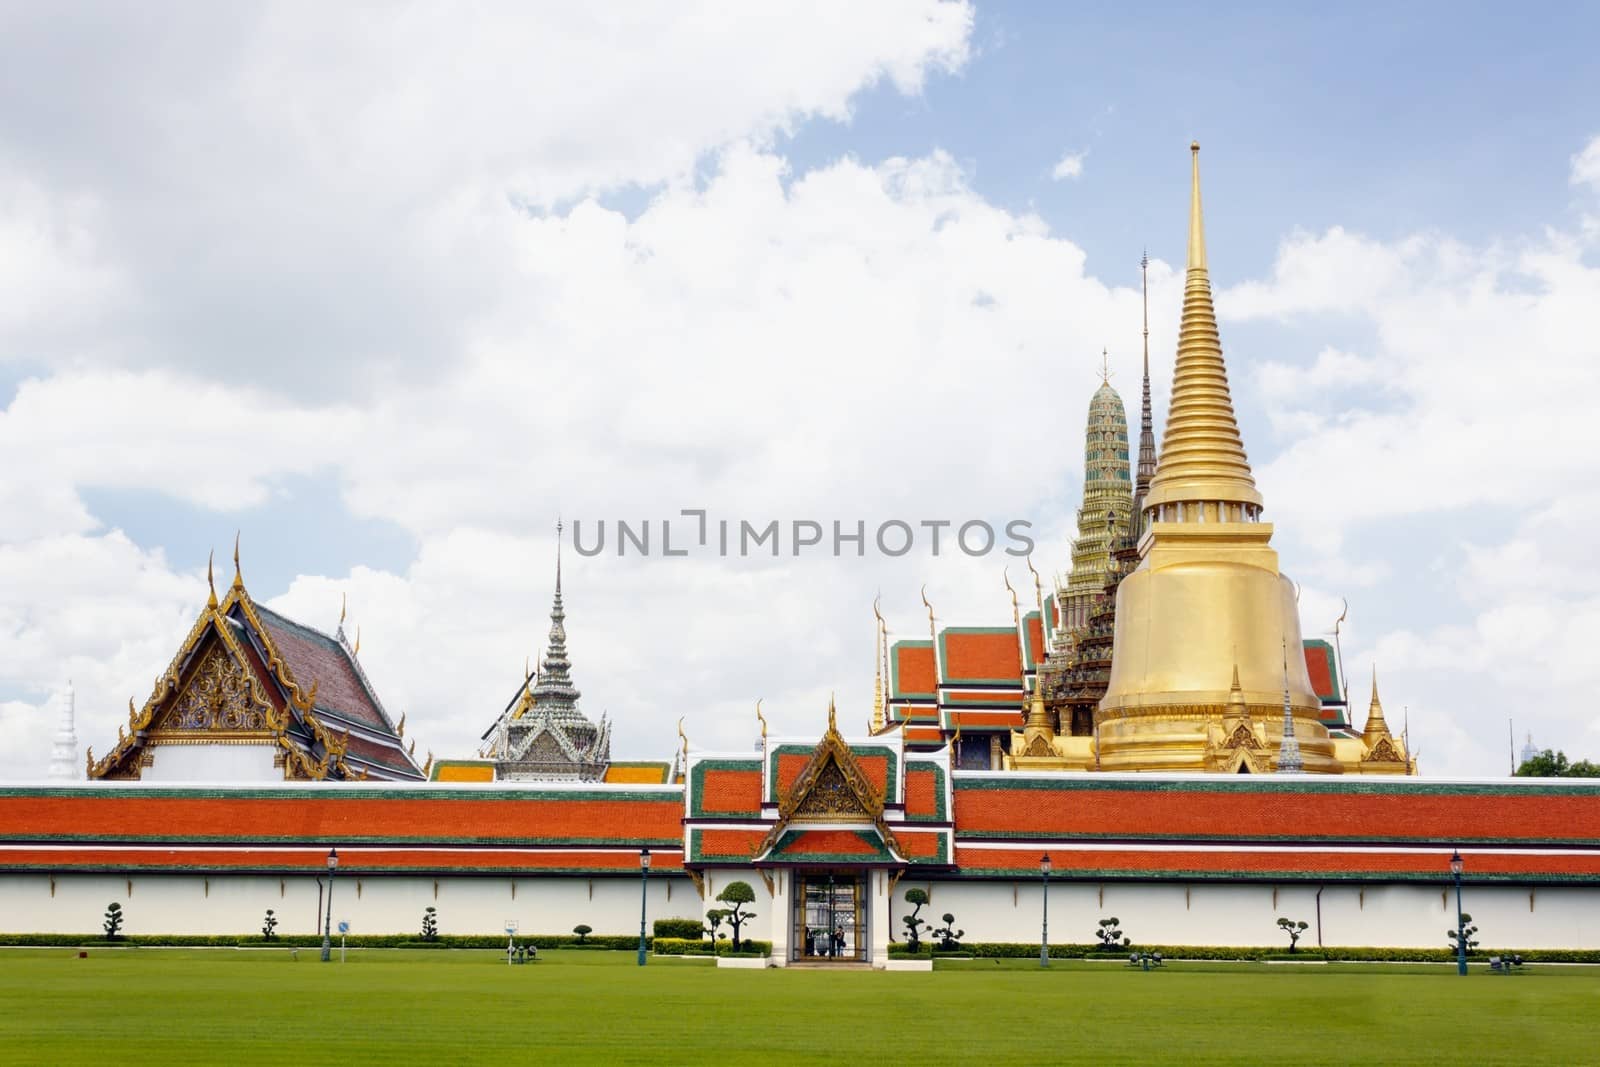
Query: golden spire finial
[
  {"left": 1228, "top": 661, "right": 1249, "bottom": 718},
  {"left": 205, "top": 550, "right": 217, "bottom": 608},
  {"left": 827, "top": 693, "right": 837, "bottom": 734},
  {"left": 1143, "top": 140, "right": 1260, "bottom": 516},
  {"left": 1363, "top": 665, "right": 1391, "bottom": 743},
  {"left": 1189, "top": 141, "right": 1206, "bottom": 271},
  {"left": 353, "top": 626, "right": 361, "bottom": 656},
  {"left": 232, "top": 532, "right": 243, "bottom": 591},
  {"left": 756, "top": 698, "right": 768, "bottom": 741},
  {"left": 1100, "top": 347, "right": 1111, "bottom": 385}
]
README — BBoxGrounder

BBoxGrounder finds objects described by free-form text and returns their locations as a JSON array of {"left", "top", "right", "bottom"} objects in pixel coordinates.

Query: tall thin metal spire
[
  {"left": 533, "top": 518, "right": 580, "bottom": 714},
  {"left": 1276, "top": 641, "right": 1304, "bottom": 774},
  {"left": 1134, "top": 250, "right": 1158, "bottom": 530}
]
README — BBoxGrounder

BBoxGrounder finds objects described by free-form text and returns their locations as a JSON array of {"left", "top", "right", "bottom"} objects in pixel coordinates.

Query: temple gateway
[{"left": 5, "top": 145, "right": 1596, "bottom": 964}]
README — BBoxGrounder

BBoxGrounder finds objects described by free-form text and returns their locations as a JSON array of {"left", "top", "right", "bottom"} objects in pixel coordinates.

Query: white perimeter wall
[
  {"left": 4, "top": 873, "right": 700, "bottom": 938},
  {"left": 5, "top": 873, "right": 1598, "bottom": 950},
  {"left": 894, "top": 880, "right": 1600, "bottom": 950}
]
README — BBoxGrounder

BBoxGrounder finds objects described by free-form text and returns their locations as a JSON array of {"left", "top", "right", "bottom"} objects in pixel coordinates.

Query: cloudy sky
[{"left": 3, "top": 2, "right": 1599, "bottom": 779}]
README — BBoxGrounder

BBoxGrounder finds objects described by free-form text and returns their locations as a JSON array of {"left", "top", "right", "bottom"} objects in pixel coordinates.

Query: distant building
[{"left": 477, "top": 533, "right": 613, "bottom": 782}]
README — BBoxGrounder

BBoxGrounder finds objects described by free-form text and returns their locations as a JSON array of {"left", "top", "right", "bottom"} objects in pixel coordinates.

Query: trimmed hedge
[
  {"left": 653, "top": 937, "right": 715, "bottom": 956},
  {"left": 6, "top": 933, "right": 1596, "bottom": 965},
  {"left": 717, "top": 939, "right": 772, "bottom": 958},
  {"left": 884, "top": 942, "right": 1600, "bottom": 964},
  {"left": 652, "top": 918, "right": 706, "bottom": 940}
]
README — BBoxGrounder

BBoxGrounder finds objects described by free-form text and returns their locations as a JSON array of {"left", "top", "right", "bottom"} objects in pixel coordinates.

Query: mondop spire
[{"left": 1142, "top": 143, "right": 1262, "bottom": 522}]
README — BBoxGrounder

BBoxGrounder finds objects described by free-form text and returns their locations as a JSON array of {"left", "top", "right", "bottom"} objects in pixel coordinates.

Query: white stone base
[
  {"left": 716, "top": 956, "right": 773, "bottom": 969},
  {"left": 883, "top": 958, "right": 933, "bottom": 972}
]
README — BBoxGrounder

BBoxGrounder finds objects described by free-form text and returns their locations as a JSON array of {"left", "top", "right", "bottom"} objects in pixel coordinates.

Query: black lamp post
[
  {"left": 1040, "top": 853, "right": 1052, "bottom": 968},
  {"left": 637, "top": 848, "right": 651, "bottom": 967},
  {"left": 320, "top": 847, "right": 338, "bottom": 963},
  {"left": 1450, "top": 849, "right": 1467, "bottom": 976}
]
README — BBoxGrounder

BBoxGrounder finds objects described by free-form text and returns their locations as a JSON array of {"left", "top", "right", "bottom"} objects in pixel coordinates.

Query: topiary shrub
[
  {"left": 573, "top": 924, "right": 592, "bottom": 945},
  {"left": 261, "top": 909, "right": 278, "bottom": 941},
  {"left": 932, "top": 912, "right": 964, "bottom": 951},
  {"left": 901, "top": 888, "right": 931, "bottom": 951},
  {"left": 422, "top": 907, "right": 439, "bottom": 942},
  {"left": 1277, "top": 917, "right": 1309, "bottom": 953},
  {"left": 1448, "top": 914, "right": 1481, "bottom": 956},
  {"left": 102, "top": 902, "right": 124, "bottom": 941},
  {"left": 1095, "top": 917, "right": 1129, "bottom": 950},
  {"left": 716, "top": 881, "right": 757, "bottom": 951}
]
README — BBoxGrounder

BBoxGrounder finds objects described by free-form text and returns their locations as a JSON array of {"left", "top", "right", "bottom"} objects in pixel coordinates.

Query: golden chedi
[{"left": 1096, "top": 143, "right": 1339, "bottom": 774}]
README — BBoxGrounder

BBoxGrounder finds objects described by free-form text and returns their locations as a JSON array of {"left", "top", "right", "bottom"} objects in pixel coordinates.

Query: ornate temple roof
[
  {"left": 85, "top": 548, "right": 422, "bottom": 782},
  {"left": 486, "top": 529, "right": 612, "bottom": 781}
]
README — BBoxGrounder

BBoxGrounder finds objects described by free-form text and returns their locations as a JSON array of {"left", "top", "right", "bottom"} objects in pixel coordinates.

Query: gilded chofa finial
[
  {"left": 353, "top": 626, "right": 361, "bottom": 656},
  {"left": 397, "top": 710, "right": 406, "bottom": 738},
  {"left": 1003, "top": 568, "right": 1020, "bottom": 630},
  {"left": 206, "top": 550, "right": 217, "bottom": 608},
  {"left": 755, "top": 698, "right": 767, "bottom": 741},
  {"left": 920, "top": 584, "right": 935, "bottom": 641},
  {"left": 1025, "top": 554, "right": 1044, "bottom": 617},
  {"left": 232, "top": 532, "right": 243, "bottom": 591},
  {"left": 338, "top": 592, "right": 347, "bottom": 630}
]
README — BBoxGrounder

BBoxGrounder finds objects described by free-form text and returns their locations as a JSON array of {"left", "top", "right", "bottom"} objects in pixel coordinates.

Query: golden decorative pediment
[
  {"left": 1222, "top": 723, "right": 1262, "bottom": 751},
  {"left": 150, "top": 643, "right": 271, "bottom": 736},
  {"left": 1024, "top": 735, "right": 1054, "bottom": 758},
  {"left": 793, "top": 761, "right": 870, "bottom": 817},
  {"left": 1365, "top": 737, "right": 1405, "bottom": 764}
]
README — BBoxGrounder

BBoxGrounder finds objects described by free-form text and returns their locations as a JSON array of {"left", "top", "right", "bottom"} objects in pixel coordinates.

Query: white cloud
[
  {"left": 0, "top": 134, "right": 1175, "bottom": 778},
  {"left": 1051, "top": 151, "right": 1086, "bottom": 181},
  {"left": 1571, "top": 134, "right": 1600, "bottom": 191},
  {"left": 0, "top": 2, "right": 973, "bottom": 389}
]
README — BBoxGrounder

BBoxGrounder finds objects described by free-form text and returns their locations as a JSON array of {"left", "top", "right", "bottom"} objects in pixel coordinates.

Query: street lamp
[
  {"left": 320, "top": 847, "right": 338, "bottom": 963},
  {"left": 1450, "top": 849, "right": 1467, "bottom": 976},
  {"left": 637, "top": 848, "right": 651, "bottom": 967},
  {"left": 1040, "top": 853, "right": 1052, "bottom": 968}
]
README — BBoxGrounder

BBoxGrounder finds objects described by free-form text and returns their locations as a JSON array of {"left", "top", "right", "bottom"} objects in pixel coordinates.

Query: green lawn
[{"left": 0, "top": 948, "right": 1592, "bottom": 1065}]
